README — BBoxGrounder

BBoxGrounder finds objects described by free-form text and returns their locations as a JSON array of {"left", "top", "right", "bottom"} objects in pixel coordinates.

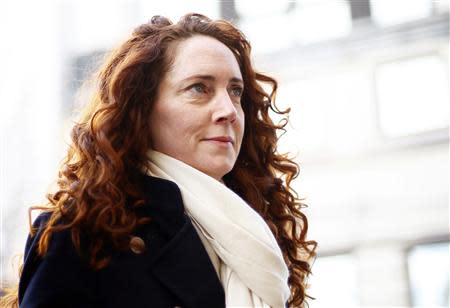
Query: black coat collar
[{"left": 133, "top": 173, "right": 226, "bottom": 308}]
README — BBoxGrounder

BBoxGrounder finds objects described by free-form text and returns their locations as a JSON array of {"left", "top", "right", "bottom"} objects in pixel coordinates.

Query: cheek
[
  {"left": 176, "top": 114, "right": 205, "bottom": 140},
  {"left": 237, "top": 111, "right": 245, "bottom": 140},
  {"left": 154, "top": 106, "right": 206, "bottom": 145},
  {"left": 152, "top": 103, "right": 182, "bottom": 131},
  {"left": 149, "top": 105, "right": 180, "bottom": 148}
]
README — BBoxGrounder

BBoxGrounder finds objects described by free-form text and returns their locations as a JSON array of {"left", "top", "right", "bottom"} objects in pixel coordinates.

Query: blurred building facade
[{"left": 1, "top": 0, "right": 448, "bottom": 307}]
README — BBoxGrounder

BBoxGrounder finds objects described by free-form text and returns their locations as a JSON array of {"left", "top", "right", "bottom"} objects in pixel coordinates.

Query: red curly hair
[{"left": 2, "top": 13, "right": 317, "bottom": 308}]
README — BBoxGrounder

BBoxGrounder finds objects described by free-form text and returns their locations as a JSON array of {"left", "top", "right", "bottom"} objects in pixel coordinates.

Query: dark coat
[{"left": 18, "top": 174, "right": 226, "bottom": 308}]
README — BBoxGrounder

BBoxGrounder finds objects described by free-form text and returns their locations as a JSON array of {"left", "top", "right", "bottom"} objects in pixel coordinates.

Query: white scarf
[{"left": 144, "top": 150, "right": 290, "bottom": 308}]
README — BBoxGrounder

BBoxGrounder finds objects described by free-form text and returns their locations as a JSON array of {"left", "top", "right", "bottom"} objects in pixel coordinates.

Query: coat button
[{"left": 129, "top": 236, "right": 146, "bottom": 254}]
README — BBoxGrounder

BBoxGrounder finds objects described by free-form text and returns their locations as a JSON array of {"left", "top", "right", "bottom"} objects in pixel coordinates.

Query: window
[
  {"left": 292, "top": 0, "right": 352, "bottom": 44},
  {"left": 276, "top": 80, "right": 328, "bottom": 155},
  {"left": 277, "top": 71, "right": 374, "bottom": 158},
  {"left": 370, "top": 0, "right": 433, "bottom": 27},
  {"left": 308, "top": 253, "right": 359, "bottom": 308},
  {"left": 407, "top": 241, "right": 450, "bottom": 307},
  {"left": 235, "top": 0, "right": 293, "bottom": 53},
  {"left": 235, "top": 0, "right": 291, "bottom": 19},
  {"left": 138, "top": 0, "right": 220, "bottom": 23},
  {"left": 434, "top": 0, "right": 449, "bottom": 14},
  {"left": 375, "top": 54, "right": 449, "bottom": 138},
  {"left": 235, "top": 0, "right": 353, "bottom": 53}
]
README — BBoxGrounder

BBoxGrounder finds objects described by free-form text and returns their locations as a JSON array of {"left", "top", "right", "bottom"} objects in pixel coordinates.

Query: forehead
[{"left": 166, "top": 35, "right": 242, "bottom": 81}]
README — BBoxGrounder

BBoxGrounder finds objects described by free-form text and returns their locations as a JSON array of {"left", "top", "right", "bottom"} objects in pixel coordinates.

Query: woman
[{"left": 5, "top": 13, "right": 317, "bottom": 308}]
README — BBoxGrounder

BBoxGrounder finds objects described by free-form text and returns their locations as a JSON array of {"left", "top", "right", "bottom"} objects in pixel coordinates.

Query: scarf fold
[{"left": 144, "top": 150, "right": 290, "bottom": 308}]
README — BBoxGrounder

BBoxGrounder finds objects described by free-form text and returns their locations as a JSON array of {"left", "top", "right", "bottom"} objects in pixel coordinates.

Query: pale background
[{"left": 0, "top": 0, "right": 449, "bottom": 307}]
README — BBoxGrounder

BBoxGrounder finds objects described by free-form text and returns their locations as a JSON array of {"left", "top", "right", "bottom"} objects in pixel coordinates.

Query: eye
[
  {"left": 188, "top": 83, "right": 208, "bottom": 94},
  {"left": 230, "top": 86, "right": 243, "bottom": 97}
]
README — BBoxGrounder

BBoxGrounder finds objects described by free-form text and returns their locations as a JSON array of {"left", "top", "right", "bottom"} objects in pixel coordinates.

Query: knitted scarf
[{"left": 145, "top": 150, "right": 290, "bottom": 308}]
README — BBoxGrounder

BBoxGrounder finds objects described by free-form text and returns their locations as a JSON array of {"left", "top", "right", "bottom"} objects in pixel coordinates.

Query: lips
[{"left": 204, "top": 136, "right": 234, "bottom": 144}]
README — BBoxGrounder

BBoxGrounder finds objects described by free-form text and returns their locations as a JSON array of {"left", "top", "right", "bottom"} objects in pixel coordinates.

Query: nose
[{"left": 212, "top": 90, "right": 238, "bottom": 124}]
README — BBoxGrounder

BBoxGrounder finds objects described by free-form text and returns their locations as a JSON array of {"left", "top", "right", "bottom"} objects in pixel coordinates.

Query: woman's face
[{"left": 149, "top": 35, "right": 245, "bottom": 181}]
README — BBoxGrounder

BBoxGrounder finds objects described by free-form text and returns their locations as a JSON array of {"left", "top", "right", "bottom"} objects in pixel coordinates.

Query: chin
[{"left": 202, "top": 162, "right": 235, "bottom": 181}]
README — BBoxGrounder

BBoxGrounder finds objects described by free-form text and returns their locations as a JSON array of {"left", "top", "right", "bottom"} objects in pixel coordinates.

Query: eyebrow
[{"left": 181, "top": 74, "right": 244, "bottom": 84}]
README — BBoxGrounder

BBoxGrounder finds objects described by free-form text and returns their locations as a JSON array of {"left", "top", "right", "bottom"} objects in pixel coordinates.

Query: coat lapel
[
  {"left": 137, "top": 174, "right": 225, "bottom": 308},
  {"left": 151, "top": 217, "right": 225, "bottom": 308}
]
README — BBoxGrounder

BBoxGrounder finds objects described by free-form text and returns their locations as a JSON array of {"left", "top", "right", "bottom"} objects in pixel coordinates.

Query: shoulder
[
  {"left": 18, "top": 212, "right": 96, "bottom": 307},
  {"left": 18, "top": 176, "right": 209, "bottom": 307},
  {"left": 23, "top": 212, "right": 85, "bottom": 260}
]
